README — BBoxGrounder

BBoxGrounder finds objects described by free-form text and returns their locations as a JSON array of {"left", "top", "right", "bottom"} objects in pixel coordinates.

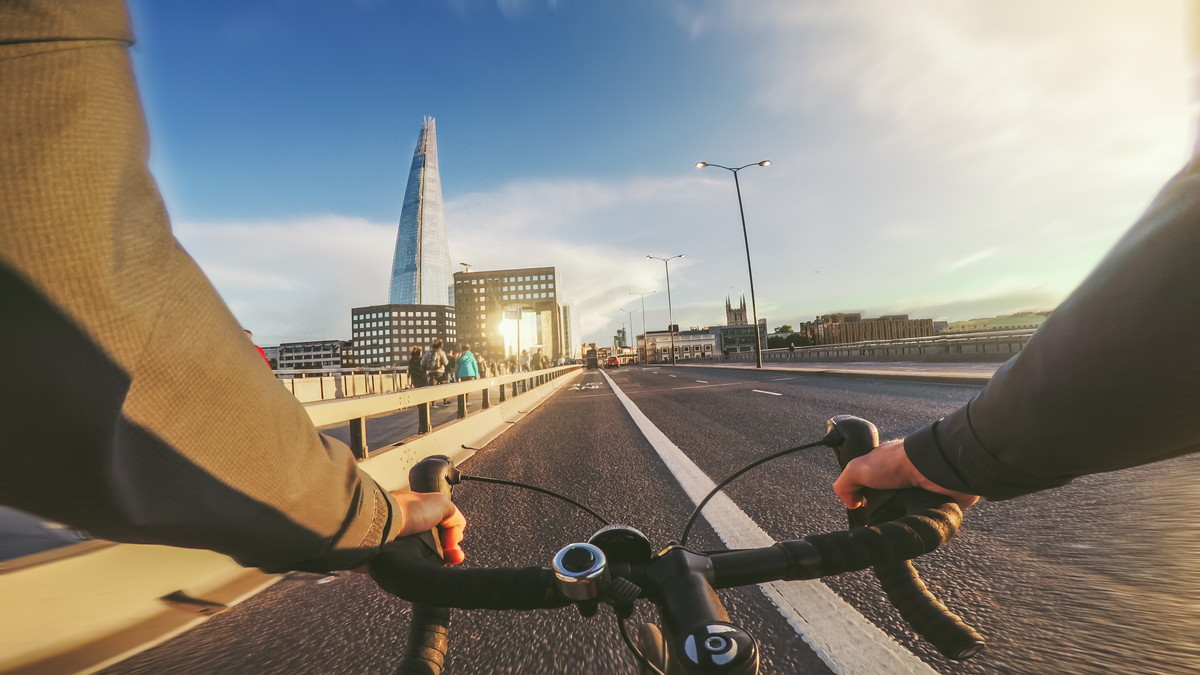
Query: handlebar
[{"left": 370, "top": 416, "right": 984, "bottom": 674}]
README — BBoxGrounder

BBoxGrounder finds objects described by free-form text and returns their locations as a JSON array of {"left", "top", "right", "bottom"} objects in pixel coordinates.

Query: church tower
[{"left": 726, "top": 295, "right": 748, "bottom": 324}]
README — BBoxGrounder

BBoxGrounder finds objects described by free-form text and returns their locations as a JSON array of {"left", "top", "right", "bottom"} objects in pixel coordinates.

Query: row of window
[
  {"left": 503, "top": 292, "right": 551, "bottom": 301},
  {"left": 459, "top": 274, "right": 553, "bottom": 286},
  {"left": 356, "top": 319, "right": 456, "bottom": 329}
]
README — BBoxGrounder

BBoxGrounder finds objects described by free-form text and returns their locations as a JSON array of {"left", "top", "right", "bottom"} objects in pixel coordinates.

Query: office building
[
  {"left": 452, "top": 266, "right": 564, "bottom": 363},
  {"left": 799, "top": 313, "right": 935, "bottom": 345},
  {"left": 277, "top": 340, "right": 349, "bottom": 370},
  {"left": 348, "top": 304, "right": 456, "bottom": 367},
  {"left": 388, "top": 117, "right": 453, "bottom": 306}
]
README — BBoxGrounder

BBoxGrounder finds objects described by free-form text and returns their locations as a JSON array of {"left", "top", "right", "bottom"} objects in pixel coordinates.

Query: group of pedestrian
[{"left": 407, "top": 339, "right": 489, "bottom": 405}]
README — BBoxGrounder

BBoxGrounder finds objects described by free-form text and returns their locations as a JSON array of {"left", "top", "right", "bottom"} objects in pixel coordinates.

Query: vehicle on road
[
  {"left": 605, "top": 356, "right": 620, "bottom": 369},
  {"left": 372, "top": 416, "right": 983, "bottom": 674},
  {"left": 585, "top": 349, "right": 599, "bottom": 369}
]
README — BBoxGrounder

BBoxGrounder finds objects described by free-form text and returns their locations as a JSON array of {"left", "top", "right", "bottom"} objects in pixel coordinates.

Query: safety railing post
[
  {"left": 457, "top": 394, "right": 467, "bottom": 419},
  {"left": 418, "top": 402, "right": 431, "bottom": 434},
  {"left": 349, "top": 417, "right": 369, "bottom": 459},
  {"left": 482, "top": 387, "right": 491, "bottom": 409}
]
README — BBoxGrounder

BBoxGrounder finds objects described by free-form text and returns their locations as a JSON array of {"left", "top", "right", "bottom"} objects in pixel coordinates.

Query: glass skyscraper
[{"left": 388, "top": 117, "right": 453, "bottom": 306}]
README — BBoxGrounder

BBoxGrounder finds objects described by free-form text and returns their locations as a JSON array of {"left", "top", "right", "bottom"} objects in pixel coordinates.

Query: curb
[{"left": 658, "top": 363, "right": 994, "bottom": 387}]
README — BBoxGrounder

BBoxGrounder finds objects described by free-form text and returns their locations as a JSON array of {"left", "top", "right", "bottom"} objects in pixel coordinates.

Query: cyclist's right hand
[
  {"left": 833, "top": 438, "right": 980, "bottom": 510},
  {"left": 389, "top": 490, "right": 467, "bottom": 564}
]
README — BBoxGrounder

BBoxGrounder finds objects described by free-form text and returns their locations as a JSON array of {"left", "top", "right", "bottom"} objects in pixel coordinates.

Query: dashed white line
[
  {"left": 752, "top": 389, "right": 782, "bottom": 396},
  {"left": 770, "top": 377, "right": 795, "bottom": 382},
  {"left": 599, "top": 370, "right": 935, "bottom": 674},
  {"left": 696, "top": 380, "right": 708, "bottom": 383}
]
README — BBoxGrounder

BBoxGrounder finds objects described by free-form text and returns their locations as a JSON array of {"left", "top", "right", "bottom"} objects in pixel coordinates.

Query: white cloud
[{"left": 174, "top": 216, "right": 395, "bottom": 346}]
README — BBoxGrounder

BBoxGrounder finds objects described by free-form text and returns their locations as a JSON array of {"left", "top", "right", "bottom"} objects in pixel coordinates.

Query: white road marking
[
  {"left": 696, "top": 380, "right": 708, "bottom": 383},
  {"left": 669, "top": 375, "right": 677, "bottom": 378},
  {"left": 600, "top": 371, "right": 935, "bottom": 675},
  {"left": 752, "top": 389, "right": 782, "bottom": 396},
  {"left": 770, "top": 377, "right": 795, "bottom": 382}
]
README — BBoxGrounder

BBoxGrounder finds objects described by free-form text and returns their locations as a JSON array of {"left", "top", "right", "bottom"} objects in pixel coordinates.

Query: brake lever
[{"left": 407, "top": 455, "right": 462, "bottom": 560}]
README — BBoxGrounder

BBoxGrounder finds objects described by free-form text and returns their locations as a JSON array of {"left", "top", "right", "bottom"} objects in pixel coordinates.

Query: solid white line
[
  {"left": 599, "top": 371, "right": 935, "bottom": 675},
  {"left": 752, "top": 389, "right": 782, "bottom": 396}
]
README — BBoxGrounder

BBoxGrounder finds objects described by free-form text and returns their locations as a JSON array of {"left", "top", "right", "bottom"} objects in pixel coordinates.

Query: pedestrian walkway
[{"left": 668, "top": 360, "right": 1000, "bottom": 385}]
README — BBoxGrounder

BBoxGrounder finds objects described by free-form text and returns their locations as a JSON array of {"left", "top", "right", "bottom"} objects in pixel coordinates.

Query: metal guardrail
[
  {"left": 706, "top": 330, "right": 1037, "bottom": 364},
  {"left": 303, "top": 365, "right": 582, "bottom": 459}
]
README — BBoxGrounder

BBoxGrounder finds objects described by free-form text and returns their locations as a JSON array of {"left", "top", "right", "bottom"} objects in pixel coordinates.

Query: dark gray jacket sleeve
[
  {"left": 905, "top": 154, "right": 1200, "bottom": 500},
  {"left": 0, "top": 1, "right": 402, "bottom": 572}
]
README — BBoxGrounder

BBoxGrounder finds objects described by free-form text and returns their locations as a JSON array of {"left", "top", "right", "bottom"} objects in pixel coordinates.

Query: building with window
[
  {"left": 277, "top": 340, "right": 349, "bottom": 370},
  {"left": 452, "top": 266, "right": 564, "bottom": 364},
  {"left": 347, "top": 304, "right": 456, "bottom": 368},
  {"left": 713, "top": 319, "right": 768, "bottom": 355},
  {"left": 640, "top": 328, "right": 718, "bottom": 363},
  {"left": 798, "top": 313, "right": 934, "bottom": 345},
  {"left": 389, "top": 117, "right": 453, "bottom": 306}
]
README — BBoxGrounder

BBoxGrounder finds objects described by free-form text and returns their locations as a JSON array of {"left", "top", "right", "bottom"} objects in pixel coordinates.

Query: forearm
[
  {"left": 906, "top": 159, "right": 1200, "bottom": 499},
  {"left": 0, "top": 0, "right": 400, "bottom": 572}
]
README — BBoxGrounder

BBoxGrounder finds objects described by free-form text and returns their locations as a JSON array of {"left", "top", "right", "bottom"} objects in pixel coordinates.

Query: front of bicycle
[{"left": 370, "top": 415, "right": 984, "bottom": 674}]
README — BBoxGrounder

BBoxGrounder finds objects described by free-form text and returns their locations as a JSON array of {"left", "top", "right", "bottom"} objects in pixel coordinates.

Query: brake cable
[
  {"left": 679, "top": 438, "right": 828, "bottom": 547},
  {"left": 459, "top": 474, "right": 610, "bottom": 525}
]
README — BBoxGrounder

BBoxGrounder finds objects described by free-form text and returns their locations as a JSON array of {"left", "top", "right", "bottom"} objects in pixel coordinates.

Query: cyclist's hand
[
  {"left": 832, "top": 438, "right": 980, "bottom": 510},
  {"left": 390, "top": 490, "right": 467, "bottom": 565}
]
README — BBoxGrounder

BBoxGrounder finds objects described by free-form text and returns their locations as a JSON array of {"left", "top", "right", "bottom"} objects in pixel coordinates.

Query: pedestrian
[
  {"left": 244, "top": 329, "right": 272, "bottom": 367},
  {"left": 520, "top": 349, "right": 530, "bottom": 372},
  {"left": 407, "top": 345, "right": 426, "bottom": 388},
  {"left": 456, "top": 344, "right": 479, "bottom": 404}
]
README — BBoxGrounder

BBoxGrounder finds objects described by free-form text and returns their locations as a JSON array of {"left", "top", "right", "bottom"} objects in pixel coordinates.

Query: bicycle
[{"left": 369, "top": 415, "right": 985, "bottom": 674}]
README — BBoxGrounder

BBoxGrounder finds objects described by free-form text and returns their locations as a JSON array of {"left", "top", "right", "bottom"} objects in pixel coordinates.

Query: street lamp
[
  {"left": 696, "top": 160, "right": 770, "bottom": 368},
  {"left": 619, "top": 308, "right": 639, "bottom": 359},
  {"left": 629, "top": 290, "right": 657, "bottom": 364},
  {"left": 647, "top": 254, "right": 684, "bottom": 365}
]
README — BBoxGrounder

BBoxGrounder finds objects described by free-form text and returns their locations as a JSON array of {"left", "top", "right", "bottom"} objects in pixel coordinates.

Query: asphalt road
[{"left": 107, "top": 365, "right": 1199, "bottom": 674}]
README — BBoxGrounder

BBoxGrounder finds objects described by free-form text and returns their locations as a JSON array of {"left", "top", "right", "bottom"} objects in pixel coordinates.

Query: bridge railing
[
  {"left": 703, "top": 329, "right": 1037, "bottom": 364},
  {"left": 303, "top": 365, "right": 582, "bottom": 459}
]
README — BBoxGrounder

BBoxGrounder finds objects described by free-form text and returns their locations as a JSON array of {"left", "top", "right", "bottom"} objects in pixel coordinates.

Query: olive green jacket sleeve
[
  {"left": 0, "top": 1, "right": 402, "bottom": 572},
  {"left": 904, "top": 153, "right": 1200, "bottom": 500}
]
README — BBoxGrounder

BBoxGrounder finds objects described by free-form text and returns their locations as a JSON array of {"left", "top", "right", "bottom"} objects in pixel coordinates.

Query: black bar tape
[
  {"left": 799, "top": 503, "right": 963, "bottom": 577},
  {"left": 874, "top": 560, "right": 985, "bottom": 660},
  {"left": 371, "top": 536, "right": 570, "bottom": 610},
  {"left": 396, "top": 604, "right": 450, "bottom": 675}
]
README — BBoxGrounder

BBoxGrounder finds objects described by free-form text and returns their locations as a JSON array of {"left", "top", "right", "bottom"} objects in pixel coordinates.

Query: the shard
[{"left": 388, "top": 117, "right": 452, "bottom": 306}]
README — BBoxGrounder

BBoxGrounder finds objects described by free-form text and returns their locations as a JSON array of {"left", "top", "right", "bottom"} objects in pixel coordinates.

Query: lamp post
[
  {"left": 696, "top": 160, "right": 770, "bottom": 368},
  {"left": 619, "top": 308, "right": 639, "bottom": 360},
  {"left": 628, "top": 290, "right": 656, "bottom": 364},
  {"left": 647, "top": 254, "right": 684, "bottom": 365}
]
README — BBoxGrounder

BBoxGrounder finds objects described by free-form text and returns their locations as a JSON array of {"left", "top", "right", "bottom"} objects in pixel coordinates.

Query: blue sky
[{"left": 126, "top": 0, "right": 1194, "bottom": 347}]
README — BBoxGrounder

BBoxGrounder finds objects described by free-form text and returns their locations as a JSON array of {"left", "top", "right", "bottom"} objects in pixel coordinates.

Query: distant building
[
  {"left": 452, "top": 266, "right": 564, "bottom": 363},
  {"left": 277, "top": 340, "right": 349, "bottom": 370},
  {"left": 640, "top": 327, "right": 718, "bottom": 363},
  {"left": 725, "top": 295, "right": 748, "bottom": 325},
  {"left": 347, "top": 304, "right": 456, "bottom": 368},
  {"left": 799, "top": 313, "right": 935, "bottom": 345},
  {"left": 389, "top": 117, "right": 453, "bottom": 306},
  {"left": 713, "top": 319, "right": 767, "bottom": 355},
  {"left": 262, "top": 345, "right": 280, "bottom": 369},
  {"left": 941, "top": 312, "right": 1050, "bottom": 334}
]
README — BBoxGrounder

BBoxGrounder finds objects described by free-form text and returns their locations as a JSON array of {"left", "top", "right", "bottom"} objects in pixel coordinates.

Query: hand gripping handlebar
[
  {"left": 371, "top": 418, "right": 984, "bottom": 674},
  {"left": 824, "top": 415, "right": 985, "bottom": 660}
]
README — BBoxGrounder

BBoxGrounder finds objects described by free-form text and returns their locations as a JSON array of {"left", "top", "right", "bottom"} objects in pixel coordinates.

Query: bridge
[{"left": 3, "top": 354, "right": 1196, "bottom": 674}]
